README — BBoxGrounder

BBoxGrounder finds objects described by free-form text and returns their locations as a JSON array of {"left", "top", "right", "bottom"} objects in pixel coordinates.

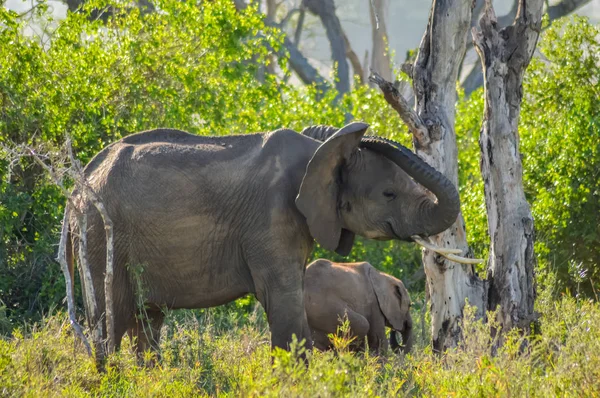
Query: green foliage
[
  {"left": 1, "top": 0, "right": 599, "bottom": 329},
  {"left": 453, "top": 18, "right": 600, "bottom": 294},
  {"left": 521, "top": 17, "right": 600, "bottom": 296},
  {"left": 0, "top": 293, "right": 598, "bottom": 396},
  {"left": 455, "top": 88, "right": 488, "bottom": 265},
  {"left": 0, "top": 0, "right": 419, "bottom": 325}
]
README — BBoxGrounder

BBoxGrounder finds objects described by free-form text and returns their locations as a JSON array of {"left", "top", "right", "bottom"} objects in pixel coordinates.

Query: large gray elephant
[
  {"left": 304, "top": 259, "right": 413, "bottom": 354},
  {"left": 64, "top": 122, "right": 460, "bottom": 364}
]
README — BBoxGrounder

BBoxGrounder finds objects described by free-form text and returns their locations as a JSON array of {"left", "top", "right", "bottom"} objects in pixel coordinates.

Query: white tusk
[
  {"left": 441, "top": 253, "right": 484, "bottom": 264},
  {"left": 411, "top": 235, "right": 462, "bottom": 254},
  {"left": 411, "top": 235, "right": 484, "bottom": 264}
]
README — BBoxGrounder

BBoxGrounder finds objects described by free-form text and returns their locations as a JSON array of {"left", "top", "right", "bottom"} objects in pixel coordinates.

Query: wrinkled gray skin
[
  {"left": 65, "top": 122, "right": 459, "bottom": 364},
  {"left": 304, "top": 259, "right": 413, "bottom": 354}
]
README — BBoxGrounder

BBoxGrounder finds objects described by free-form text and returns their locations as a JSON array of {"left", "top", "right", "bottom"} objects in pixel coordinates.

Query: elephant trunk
[
  {"left": 389, "top": 322, "right": 413, "bottom": 354},
  {"left": 389, "top": 329, "right": 400, "bottom": 351},
  {"left": 401, "top": 322, "right": 413, "bottom": 353},
  {"left": 360, "top": 137, "right": 460, "bottom": 237}
]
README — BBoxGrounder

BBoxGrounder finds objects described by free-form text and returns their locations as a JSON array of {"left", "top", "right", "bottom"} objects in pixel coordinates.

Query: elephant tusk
[
  {"left": 440, "top": 253, "right": 485, "bottom": 264},
  {"left": 411, "top": 235, "right": 484, "bottom": 264},
  {"left": 411, "top": 235, "right": 462, "bottom": 254}
]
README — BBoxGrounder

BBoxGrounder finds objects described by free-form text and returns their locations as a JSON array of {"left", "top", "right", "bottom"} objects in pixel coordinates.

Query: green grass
[{"left": 0, "top": 293, "right": 599, "bottom": 397}]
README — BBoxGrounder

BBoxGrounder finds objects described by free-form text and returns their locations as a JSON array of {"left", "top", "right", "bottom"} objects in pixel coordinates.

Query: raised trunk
[
  {"left": 360, "top": 138, "right": 460, "bottom": 236},
  {"left": 472, "top": 0, "right": 541, "bottom": 333},
  {"left": 411, "top": 0, "right": 487, "bottom": 352}
]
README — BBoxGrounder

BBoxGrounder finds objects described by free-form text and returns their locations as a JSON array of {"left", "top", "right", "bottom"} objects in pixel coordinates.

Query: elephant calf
[{"left": 304, "top": 259, "right": 413, "bottom": 354}]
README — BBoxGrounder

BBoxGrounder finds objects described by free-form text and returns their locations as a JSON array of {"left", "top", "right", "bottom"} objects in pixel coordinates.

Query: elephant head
[
  {"left": 368, "top": 267, "right": 413, "bottom": 353},
  {"left": 296, "top": 122, "right": 460, "bottom": 256}
]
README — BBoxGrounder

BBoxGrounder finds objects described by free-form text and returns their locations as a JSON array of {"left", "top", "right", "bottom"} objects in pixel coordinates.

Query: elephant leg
[
  {"left": 307, "top": 299, "right": 370, "bottom": 351},
  {"left": 255, "top": 281, "right": 312, "bottom": 356},
  {"left": 312, "top": 329, "right": 333, "bottom": 351},
  {"left": 366, "top": 314, "right": 388, "bottom": 354},
  {"left": 128, "top": 308, "right": 165, "bottom": 365}
]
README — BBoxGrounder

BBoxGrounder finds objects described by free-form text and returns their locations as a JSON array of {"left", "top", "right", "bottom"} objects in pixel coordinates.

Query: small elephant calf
[{"left": 304, "top": 259, "right": 413, "bottom": 353}]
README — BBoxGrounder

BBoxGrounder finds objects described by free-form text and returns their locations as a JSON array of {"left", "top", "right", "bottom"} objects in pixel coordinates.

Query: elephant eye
[{"left": 383, "top": 190, "right": 397, "bottom": 201}]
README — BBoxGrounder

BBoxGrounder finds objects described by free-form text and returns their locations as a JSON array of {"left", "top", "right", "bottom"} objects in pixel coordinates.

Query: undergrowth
[{"left": 0, "top": 293, "right": 598, "bottom": 397}]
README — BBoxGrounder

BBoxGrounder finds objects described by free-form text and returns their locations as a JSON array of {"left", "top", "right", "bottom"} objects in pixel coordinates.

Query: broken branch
[{"left": 368, "top": 71, "right": 430, "bottom": 147}]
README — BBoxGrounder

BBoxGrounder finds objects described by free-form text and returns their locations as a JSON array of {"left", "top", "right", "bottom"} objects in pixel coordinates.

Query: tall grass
[{"left": 0, "top": 292, "right": 598, "bottom": 397}]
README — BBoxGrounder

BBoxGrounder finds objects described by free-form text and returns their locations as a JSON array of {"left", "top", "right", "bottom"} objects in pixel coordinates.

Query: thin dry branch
[
  {"left": 57, "top": 205, "right": 91, "bottom": 355},
  {"left": 1, "top": 143, "right": 94, "bottom": 356},
  {"left": 368, "top": 71, "right": 429, "bottom": 148},
  {"left": 76, "top": 211, "right": 103, "bottom": 348},
  {"left": 66, "top": 143, "right": 116, "bottom": 355},
  {"left": 293, "top": 5, "right": 305, "bottom": 45},
  {"left": 6, "top": 140, "right": 116, "bottom": 357}
]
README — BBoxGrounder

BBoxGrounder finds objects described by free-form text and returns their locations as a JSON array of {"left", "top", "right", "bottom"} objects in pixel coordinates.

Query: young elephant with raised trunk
[{"left": 305, "top": 259, "right": 413, "bottom": 354}]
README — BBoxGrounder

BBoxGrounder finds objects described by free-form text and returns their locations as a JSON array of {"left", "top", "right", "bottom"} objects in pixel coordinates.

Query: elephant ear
[
  {"left": 368, "top": 265, "right": 407, "bottom": 331},
  {"left": 296, "top": 122, "right": 368, "bottom": 253},
  {"left": 301, "top": 125, "right": 339, "bottom": 142}
]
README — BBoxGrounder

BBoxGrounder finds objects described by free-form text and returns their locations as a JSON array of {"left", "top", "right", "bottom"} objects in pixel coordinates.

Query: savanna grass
[{"left": 1, "top": 292, "right": 598, "bottom": 397}]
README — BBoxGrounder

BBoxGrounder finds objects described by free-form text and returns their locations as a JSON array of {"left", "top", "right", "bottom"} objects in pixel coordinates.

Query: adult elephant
[{"left": 64, "top": 122, "right": 462, "bottom": 364}]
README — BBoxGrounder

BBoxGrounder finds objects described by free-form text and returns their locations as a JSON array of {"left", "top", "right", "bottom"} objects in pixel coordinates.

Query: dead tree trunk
[
  {"left": 369, "top": 0, "right": 392, "bottom": 82},
  {"left": 462, "top": 0, "right": 591, "bottom": 96},
  {"left": 372, "top": 0, "right": 543, "bottom": 352},
  {"left": 410, "top": 0, "right": 487, "bottom": 352},
  {"left": 472, "top": 0, "right": 542, "bottom": 332}
]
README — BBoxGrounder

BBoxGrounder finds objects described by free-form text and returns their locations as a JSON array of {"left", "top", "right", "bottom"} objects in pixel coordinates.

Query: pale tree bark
[
  {"left": 472, "top": 0, "right": 542, "bottom": 332},
  {"left": 410, "top": 0, "right": 487, "bottom": 353},
  {"left": 3, "top": 141, "right": 116, "bottom": 359},
  {"left": 462, "top": 0, "right": 591, "bottom": 96},
  {"left": 372, "top": 0, "right": 545, "bottom": 352},
  {"left": 371, "top": 0, "right": 487, "bottom": 353},
  {"left": 369, "top": 0, "right": 393, "bottom": 82},
  {"left": 28, "top": 141, "right": 116, "bottom": 359}
]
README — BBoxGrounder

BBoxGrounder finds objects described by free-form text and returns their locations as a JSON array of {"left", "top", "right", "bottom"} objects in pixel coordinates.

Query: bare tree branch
[
  {"left": 304, "top": 0, "right": 351, "bottom": 96},
  {"left": 1, "top": 142, "right": 99, "bottom": 356},
  {"left": 368, "top": 71, "right": 428, "bottom": 146},
  {"left": 8, "top": 139, "right": 117, "bottom": 360},
  {"left": 343, "top": 29, "right": 365, "bottom": 84},
  {"left": 279, "top": 8, "right": 302, "bottom": 28},
  {"left": 462, "top": 0, "right": 591, "bottom": 96},
  {"left": 369, "top": 0, "right": 392, "bottom": 82},
  {"left": 234, "top": 0, "right": 329, "bottom": 93},
  {"left": 66, "top": 143, "right": 116, "bottom": 356},
  {"left": 57, "top": 204, "right": 92, "bottom": 356},
  {"left": 411, "top": 0, "right": 487, "bottom": 353},
  {"left": 293, "top": 6, "right": 306, "bottom": 45},
  {"left": 548, "top": 0, "right": 591, "bottom": 20}
]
